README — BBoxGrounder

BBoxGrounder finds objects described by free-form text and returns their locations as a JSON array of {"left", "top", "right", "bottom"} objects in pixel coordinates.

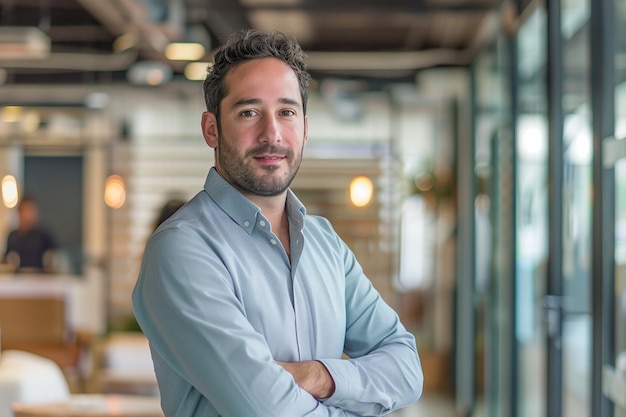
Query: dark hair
[{"left": 203, "top": 30, "right": 311, "bottom": 125}]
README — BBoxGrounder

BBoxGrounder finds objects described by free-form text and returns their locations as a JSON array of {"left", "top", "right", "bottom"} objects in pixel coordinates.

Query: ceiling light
[
  {"left": 0, "top": 27, "right": 50, "bottom": 59},
  {"left": 165, "top": 43, "right": 205, "bottom": 61},
  {"left": 2, "top": 106, "right": 22, "bottom": 123},
  {"left": 184, "top": 62, "right": 210, "bottom": 81}
]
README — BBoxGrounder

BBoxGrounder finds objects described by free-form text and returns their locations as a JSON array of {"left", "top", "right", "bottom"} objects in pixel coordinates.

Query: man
[
  {"left": 4, "top": 195, "right": 57, "bottom": 271},
  {"left": 132, "top": 29, "right": 423, "bottom": 417}
]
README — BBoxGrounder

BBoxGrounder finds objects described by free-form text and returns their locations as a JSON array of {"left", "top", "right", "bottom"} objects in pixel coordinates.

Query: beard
[{"left": 216, "top": 135, "right": 303, "bottom": 197}]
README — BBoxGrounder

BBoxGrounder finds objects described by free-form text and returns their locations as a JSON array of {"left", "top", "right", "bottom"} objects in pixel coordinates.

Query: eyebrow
[{"left": 233, "top": 97, "right": 301, "bottom": 107}]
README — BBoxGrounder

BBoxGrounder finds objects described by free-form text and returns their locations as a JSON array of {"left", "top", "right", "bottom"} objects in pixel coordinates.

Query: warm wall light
[
  {"left": 165, "top": 42, "right": 206, "bottom": 61},
  {"left": 349, "top": 176, "right": 373, "bottom": 207},
  {"left": 104, "top": 175, "right": 126, "bottom": 209},
  {"left": 2, "top": 175, "right": 19, "bottom": 208}
]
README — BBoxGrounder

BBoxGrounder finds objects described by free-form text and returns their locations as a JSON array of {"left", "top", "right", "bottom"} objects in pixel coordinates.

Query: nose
[{"left": 259, "top": 114, "right": 282, "bottom": 143}]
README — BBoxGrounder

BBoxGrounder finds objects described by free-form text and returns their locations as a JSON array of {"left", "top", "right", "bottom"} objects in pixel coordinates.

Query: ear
[
  {"left": 303, "top": 115, "right": 309, "bottom": 145},
  {"left": 201, "top": 111, "right": 218, "bottom": 148}
]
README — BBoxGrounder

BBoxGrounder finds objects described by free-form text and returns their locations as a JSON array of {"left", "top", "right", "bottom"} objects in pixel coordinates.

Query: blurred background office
[{"left": 0, "top": 0, "right": 625, "bottom": 417}]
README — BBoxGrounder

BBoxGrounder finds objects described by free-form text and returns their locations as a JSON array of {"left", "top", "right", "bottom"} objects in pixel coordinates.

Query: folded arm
[
  {"left": 277, "top": 360, "right": 336, "bottom": 399},
  {"left": 133, "top": 228, "right": 357, "bottom": 417},
  {"left": 315, "top": 242, "right": 424, "bottom": 416}
]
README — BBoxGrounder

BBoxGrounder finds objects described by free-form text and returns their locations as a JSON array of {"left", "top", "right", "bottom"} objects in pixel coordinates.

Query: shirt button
[
  {"left": 244, "top": 221, "right": 250, "bottom": 227},
  {"left": 259, "top": 220, "right": 266, "bottom": 227},
  {"left": 270, "top": 239, "right": 277, "bottom": 245}
]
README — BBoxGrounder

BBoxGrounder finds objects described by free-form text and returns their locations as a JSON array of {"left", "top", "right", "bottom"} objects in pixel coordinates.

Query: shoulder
[
  {"left": 304, "top": 214, "right": 336, "bottom": 235},
  {"left": 146, "top": 192, "right": 227, "bottom": 256},
  {"left": 302, "top": 214, "right": 348, "bottom": 253}
]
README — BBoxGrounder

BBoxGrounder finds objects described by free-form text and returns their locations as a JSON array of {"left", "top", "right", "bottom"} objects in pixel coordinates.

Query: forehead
[{"left": 223, "top": 58, "right": 301, "bottom": 102}]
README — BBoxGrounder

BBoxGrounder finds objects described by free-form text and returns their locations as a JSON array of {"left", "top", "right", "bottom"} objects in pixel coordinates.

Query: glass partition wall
[
  {"left": 560, "top": 0, "right": 592, "bottom": 415},
  {"left": 513, "top": 1, "right": 594, "bottom": 415},
  {"left": 515, "top": 7, "right": 549, "bottom": 417},
  {"left": 473, "top": 0, "right": 621, "bottom": 416}
]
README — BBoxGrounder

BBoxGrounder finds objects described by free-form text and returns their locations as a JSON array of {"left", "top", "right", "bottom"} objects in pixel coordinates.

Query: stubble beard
[{"left": 217, "top": 137, "right": 303, "bottom": 197}]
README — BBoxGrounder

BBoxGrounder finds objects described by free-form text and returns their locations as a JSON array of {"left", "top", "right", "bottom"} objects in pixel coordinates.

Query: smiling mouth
[{"left": 254, "top": 155, "right": 285, "bottom": 164}]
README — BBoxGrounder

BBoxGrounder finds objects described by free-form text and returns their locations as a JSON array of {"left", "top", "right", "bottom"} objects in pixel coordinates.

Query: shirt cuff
[{"left": 318, "top": 358, "right": 361, "bottom": 407}]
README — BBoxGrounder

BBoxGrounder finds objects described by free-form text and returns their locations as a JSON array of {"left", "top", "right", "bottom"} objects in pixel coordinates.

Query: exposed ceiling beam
[
  {"left": 304, "top": 9, "right": 501, "bottom": 74},
  {"left": 202, "top": 1, "right": 495, "bottom": 14}
]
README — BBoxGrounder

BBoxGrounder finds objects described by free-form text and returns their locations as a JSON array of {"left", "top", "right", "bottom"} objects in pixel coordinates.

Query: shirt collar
[{"left": 203, "top": 167, "right": 306, "bottom": 234}]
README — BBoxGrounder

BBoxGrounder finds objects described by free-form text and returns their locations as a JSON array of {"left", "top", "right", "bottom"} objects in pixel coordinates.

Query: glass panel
[
  {"left": 477, "top": 33, "right": 515, "bottom": 417},
  {"left": 515, "top": 7, "right": 548, "bottom": 417},
  {"left": 474, "top": 41, "right": 509, "bottom": 417},
  {"left": 615, "top": 159, "right": 626, "bottom": 417},
  {"left": 561, "top": 0, "right": 592, "bottom": 415},
  {"left": 614, "top": 1, "right": 626, "bottom": 415}
]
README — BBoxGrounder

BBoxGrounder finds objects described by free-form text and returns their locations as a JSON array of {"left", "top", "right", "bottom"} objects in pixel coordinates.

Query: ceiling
[{"left": 0, "top": 0, "right": 502, "bottom": 88}]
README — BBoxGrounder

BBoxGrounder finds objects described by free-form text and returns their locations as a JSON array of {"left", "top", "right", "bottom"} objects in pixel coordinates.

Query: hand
[{"left": 277, "top": 360, "right": 336, "bottom": 399}]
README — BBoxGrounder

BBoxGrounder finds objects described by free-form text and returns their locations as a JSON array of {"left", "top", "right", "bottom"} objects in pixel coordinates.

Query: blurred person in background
[
  {"left": 152, "top": 198, "right": 186, "bottom": 231},
  {"left": 3, "top": 195, "right": 58, "bottom": 272}
]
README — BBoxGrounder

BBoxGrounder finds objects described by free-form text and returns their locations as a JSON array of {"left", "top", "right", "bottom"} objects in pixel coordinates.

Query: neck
[{"left": 247, "top": 193, "right": 287, "bottom": 227}]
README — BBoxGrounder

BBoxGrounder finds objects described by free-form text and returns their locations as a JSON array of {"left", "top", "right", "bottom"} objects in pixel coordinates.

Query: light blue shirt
[{"left": 132, "top": 167, "right": 423, "bottom": 417}]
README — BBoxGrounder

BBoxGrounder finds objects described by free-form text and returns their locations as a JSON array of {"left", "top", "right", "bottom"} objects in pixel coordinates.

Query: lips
[
  {"left": 249, "top": 145, "right": 290, "bottom": 164},
  {"left": 254, "top": 154, "right": 285, "bottom": 164}
]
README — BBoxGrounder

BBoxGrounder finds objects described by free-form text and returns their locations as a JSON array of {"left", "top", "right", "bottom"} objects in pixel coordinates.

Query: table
[{"left": 12, "top": 395, "right": 163, "bottom": 417}]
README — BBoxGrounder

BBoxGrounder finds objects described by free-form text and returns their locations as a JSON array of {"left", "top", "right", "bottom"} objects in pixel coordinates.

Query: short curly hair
[{"left": 202, "top": 29, "right": 311, "bottom": 125}]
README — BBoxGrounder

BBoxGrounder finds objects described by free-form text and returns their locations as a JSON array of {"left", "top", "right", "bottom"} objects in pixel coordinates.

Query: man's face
[
  {"left": 18, "top": 201, "right": 38, "bottom": 230},
  {"left": 202, "top": 57, "right": 308, "bottom": 197}
]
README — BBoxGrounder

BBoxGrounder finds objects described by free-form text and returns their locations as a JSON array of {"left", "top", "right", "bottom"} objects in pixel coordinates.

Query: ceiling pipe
[
  {"left": 305, "top": 49, "right": 469, "bottom": 72},
  {"left": 0, "top": 49, "right": 138, "bottom": 71}
]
